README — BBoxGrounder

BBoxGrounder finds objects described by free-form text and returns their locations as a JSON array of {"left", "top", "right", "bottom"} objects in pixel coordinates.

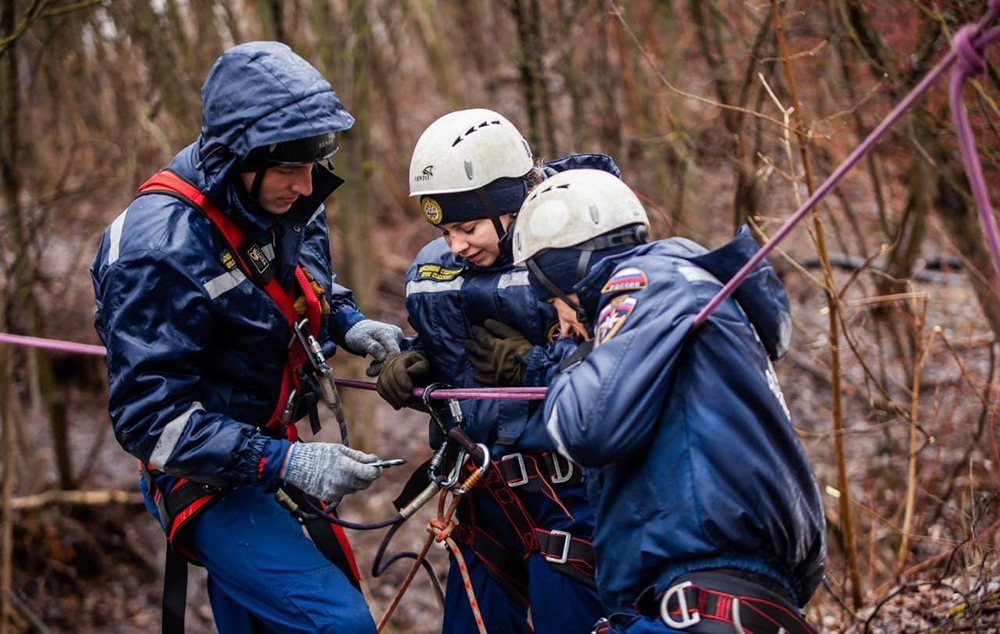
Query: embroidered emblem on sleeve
[
  {"left": 601, "top": 267, "right": 648, "bottom": 294},
  {"left": 595, "top": 295, "right": 638, "bottom": 347}
]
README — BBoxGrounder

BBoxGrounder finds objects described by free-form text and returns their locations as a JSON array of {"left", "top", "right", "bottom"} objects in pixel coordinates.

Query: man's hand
[
  {"left": 464, "top": 319, "right": 533, "bottom": 386},
  {"left": 283, "top": 443, "right": 381, "bottom": 505},
  {"left": 344, "top": 319, "right": 403, "bottom": 375},
  {"left": 375, "top": 351, "right": 430, "bottom": 410}
]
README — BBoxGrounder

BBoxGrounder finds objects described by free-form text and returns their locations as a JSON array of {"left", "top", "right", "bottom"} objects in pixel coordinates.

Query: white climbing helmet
[
  {"left": 409, "top": 108, "right": 533, "bottom": 196},
  {"left": 512, "top": 168, "right": 649, "bottom": 265}
]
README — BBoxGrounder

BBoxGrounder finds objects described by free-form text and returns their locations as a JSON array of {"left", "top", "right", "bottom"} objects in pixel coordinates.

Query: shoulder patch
[
  {"left": 601, "top": 267, "right": 648, "bottom": 294},
  {"left": 416, "top": 264, "right": 464, "bottom": 281},
  {"left": 595, "top": 295, "right": 638, "bottom": 347}
]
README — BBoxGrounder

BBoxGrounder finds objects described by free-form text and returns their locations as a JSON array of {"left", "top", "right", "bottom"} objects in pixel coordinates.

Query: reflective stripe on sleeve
[
  {"left": 546, "top": 408, "right": 576, "bottom": 463},
  {"left": 678, "top": 265, "right": 723, "bottom": 286},
  {"left": 108, "top": 208, "right": 128, "bottom": 265},
  {"left": 498, "top": 270, "right": 530, "bottom": 289},
  {"left": 149, "top": 401, "right": 204, "bottom": 468},
  {"left": 204, "top": 269, "right": 247, "bottom": 299},
  {"left": 405, "top": 277, "right": 465, "bottom": 297}
]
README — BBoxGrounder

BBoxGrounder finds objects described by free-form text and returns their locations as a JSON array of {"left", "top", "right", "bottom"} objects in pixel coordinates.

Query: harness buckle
[
  {"left": 545, "top": 529, "right": 572, "bottom": 565},
  {"left": 501, "top": 453, "right": 529, "bottom": 487},
  {"left": 659, "top": 581, "right": 701, "bottom": 629},
  {"left": 549, "top": 453, "right": 574, "bottom": 484}
]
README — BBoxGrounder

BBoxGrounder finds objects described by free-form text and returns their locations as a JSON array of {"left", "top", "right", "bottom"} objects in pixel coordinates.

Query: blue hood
[
  {"left": 180, "top": 41, "right": 354, "bottom": 210},
  {"left": 576, "top": 225, "right": 792, "bottom": 360}
]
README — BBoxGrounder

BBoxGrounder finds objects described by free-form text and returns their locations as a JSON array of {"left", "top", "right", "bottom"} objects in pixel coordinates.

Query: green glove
[
  {"left": 376, "top": 351, "right": 430, "bottom": 410},
  {"left": 463, "top": 319, "right": 533, "bottom": 386}
]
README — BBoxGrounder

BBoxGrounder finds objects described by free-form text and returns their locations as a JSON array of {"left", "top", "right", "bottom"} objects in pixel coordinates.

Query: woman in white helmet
[
  {"left": 376, "top": 109, "right": 616, "bottom": 632},
  {"left": 512, "top": 169, "right": 825, "bottom": 634}
]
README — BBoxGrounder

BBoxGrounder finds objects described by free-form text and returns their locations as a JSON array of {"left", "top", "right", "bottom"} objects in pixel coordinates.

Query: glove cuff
[{"left": 284, "top": 443, "right": 319, "bottom": 491}]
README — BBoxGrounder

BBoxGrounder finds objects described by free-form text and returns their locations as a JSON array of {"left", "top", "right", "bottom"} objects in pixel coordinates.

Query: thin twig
[{"left": 770, "top": 0, "right": 862, "bottom": 606}]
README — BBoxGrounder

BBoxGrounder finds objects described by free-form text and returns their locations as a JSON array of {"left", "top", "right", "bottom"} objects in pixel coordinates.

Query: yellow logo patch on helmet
[{"left": 422, "top": 197, "right": 443, "bottom": 225}]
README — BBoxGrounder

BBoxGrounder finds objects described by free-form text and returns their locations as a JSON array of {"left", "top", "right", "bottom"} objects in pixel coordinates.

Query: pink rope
[
  {"left": 0, "top": 332, "right": 107, "bottom": 357},
  {"left": 694, "top": 3, "right": 1000, "bottom": 327},
  {"left": 950, "top": 23, "right": 1000, "bottom": 297},
  {"left": 0, "top": 332, "right": 547, "bottom": 400}
]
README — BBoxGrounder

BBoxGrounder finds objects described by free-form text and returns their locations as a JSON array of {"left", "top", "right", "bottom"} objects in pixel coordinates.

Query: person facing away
[
  {"left": 375, "top": 109, "right": 609, "bottom": 633},
  {"left": 511, "top": 169, "right": 827, "bottom": 634},
  {"left": 90, "top": 42, "right": 405, "bottom": 633}
]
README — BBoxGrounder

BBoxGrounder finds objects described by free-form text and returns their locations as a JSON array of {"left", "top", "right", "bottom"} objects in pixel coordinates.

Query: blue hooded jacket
[
  {"left": 544, "top": 229, "right": 826, "bottom": 612},
  {"left": 405, "top": 154, "right": 620, "bottom": 451},
  {"left": 90, "top": 42, "right": 363, "bottom": 503}
]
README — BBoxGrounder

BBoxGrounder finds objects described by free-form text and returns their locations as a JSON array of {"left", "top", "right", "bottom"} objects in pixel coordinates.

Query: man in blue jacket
[
  {"left": 91, "top": 42, "right": 403, "bottom": 632},
  {"left": 510, "top": 169, "right": 826, "bottom": 633},
  {"left": 375, "top": 109, "right": 607, "bottom": 632}
]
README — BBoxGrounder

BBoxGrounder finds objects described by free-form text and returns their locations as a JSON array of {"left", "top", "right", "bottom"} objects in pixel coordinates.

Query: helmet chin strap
[
  {"left": 250, "top": 166, "right": 268, "bottom": 200},
  {"left": 525, "top": 225, "right": 650, "bottom": 329},
  {"left": 526, "top": 258, "right": 590, "bottom": 328},
  {"left": 473, "top": 187, "right": 508, "bottom": 241}
]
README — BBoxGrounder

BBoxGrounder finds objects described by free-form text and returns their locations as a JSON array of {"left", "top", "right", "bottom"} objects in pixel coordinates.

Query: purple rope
[
  {"left": 0, "top": 332, "right": 107, "bottom": 357},
  {"left": 693, "top": 5, "right": 1000, "bottom": 327},
  {"left": 0, "top": 332, "right": 547, "bottom": 400},
  {"left": 950, "top": 23, "right": 1000, "bottom": 298}
]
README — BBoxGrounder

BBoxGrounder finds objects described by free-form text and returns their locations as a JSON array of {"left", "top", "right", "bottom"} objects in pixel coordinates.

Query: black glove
[
  {"left": 463, "top": 319, "right": 533, "bottom": 386},
  {"left": 376, "top": 351, "right": 430, "bottom": 410}
]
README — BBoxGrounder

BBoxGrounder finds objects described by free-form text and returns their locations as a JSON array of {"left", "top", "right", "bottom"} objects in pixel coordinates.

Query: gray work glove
[
  {"left": 344, "top": 319, "right": 404, "bottom": 376},
  {"left": 284, "top": 443, "right": 382, "bottom": 505}
]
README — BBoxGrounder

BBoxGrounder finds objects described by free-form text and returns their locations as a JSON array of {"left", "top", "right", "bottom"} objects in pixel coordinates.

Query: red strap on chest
[{"left": 137, "top": 170, "right": 323, "bottom": 438}]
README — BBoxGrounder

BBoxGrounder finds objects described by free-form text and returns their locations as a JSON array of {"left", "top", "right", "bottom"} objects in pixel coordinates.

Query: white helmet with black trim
[
  {"left": 513, "top": 169, "right": 649, "bottom": 264},
  {"left": 409, "top": 108, "right": 533, "bottom": 197},
  {"left": 513, "top": 169, "right": 650, "bottom": 326}
]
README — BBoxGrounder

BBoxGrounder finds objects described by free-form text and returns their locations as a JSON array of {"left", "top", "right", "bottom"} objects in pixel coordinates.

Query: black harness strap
[
  {"left": 140, "top": 463, "right": 224, "bottom": 634},
  {"left": 450, "top": 523, "right": 530, "bottom": 610},
  {"left": 635, "top": 570, "right": 816, "bottom": 634},
  {"left": 162, "top": 548, "right": 189, "bottom": 633},
  {"left": 481, "top": 457, "right": 598, "bottom": 586},
  {"left": 533, "top": 528, "right": 597, "bottom": 589}
]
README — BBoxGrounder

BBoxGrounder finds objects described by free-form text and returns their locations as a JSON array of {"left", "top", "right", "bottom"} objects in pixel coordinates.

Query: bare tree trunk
[
  {"left": 512, "top": 0, "right": 543, "bottom": 155},
  {"left": 0, "top": 7, "right": 14, "bottom": 624},
  {"left": 0, "top": 347, "right": 13, "bottom": 634},
  {"left": 257, "top": 0, "right": 285, "bottom": 42},
  {"left": 407, "top": 0, "right": 460, "bottom": 110},
  {"left": 332, "top": 0, "right": 378, "bottom": 454}
]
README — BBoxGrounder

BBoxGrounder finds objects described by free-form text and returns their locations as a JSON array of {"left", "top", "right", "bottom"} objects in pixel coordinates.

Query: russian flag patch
[{"left": 601, "top": 266, "right": 648, "bottom": 294}]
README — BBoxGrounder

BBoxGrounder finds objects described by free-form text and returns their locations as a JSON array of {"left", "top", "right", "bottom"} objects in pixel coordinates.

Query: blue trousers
[
  {"left": 441, "top": 482, "right": 606, "bottom": 633},
  {"left": 186, "top": 486, "right": 376, "bottom": 633}
]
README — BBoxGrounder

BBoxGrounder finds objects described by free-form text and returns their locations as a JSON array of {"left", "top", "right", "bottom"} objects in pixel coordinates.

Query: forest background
[{"left": 1, "top": 0, "right": 999, "bottom": 631}]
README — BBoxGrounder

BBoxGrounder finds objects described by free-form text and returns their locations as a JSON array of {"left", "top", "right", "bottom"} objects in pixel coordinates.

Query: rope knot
[
  {"left": 954, "top": 24, "right": 987, "bottom": 77},
  {"left": 427, "top": 518, "right": 456, "bottom": 542}
]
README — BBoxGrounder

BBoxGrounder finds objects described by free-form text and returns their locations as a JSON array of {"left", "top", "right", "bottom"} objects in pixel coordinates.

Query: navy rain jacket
[
  {"left": 544, "top": 228, "right": 826, "bottom": 612},
  {"left": 91, "top": 42, "right": 363, "bottom": 505},
  {"left": 405, "top": 154, "right": 620, "bottom": 451}
]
